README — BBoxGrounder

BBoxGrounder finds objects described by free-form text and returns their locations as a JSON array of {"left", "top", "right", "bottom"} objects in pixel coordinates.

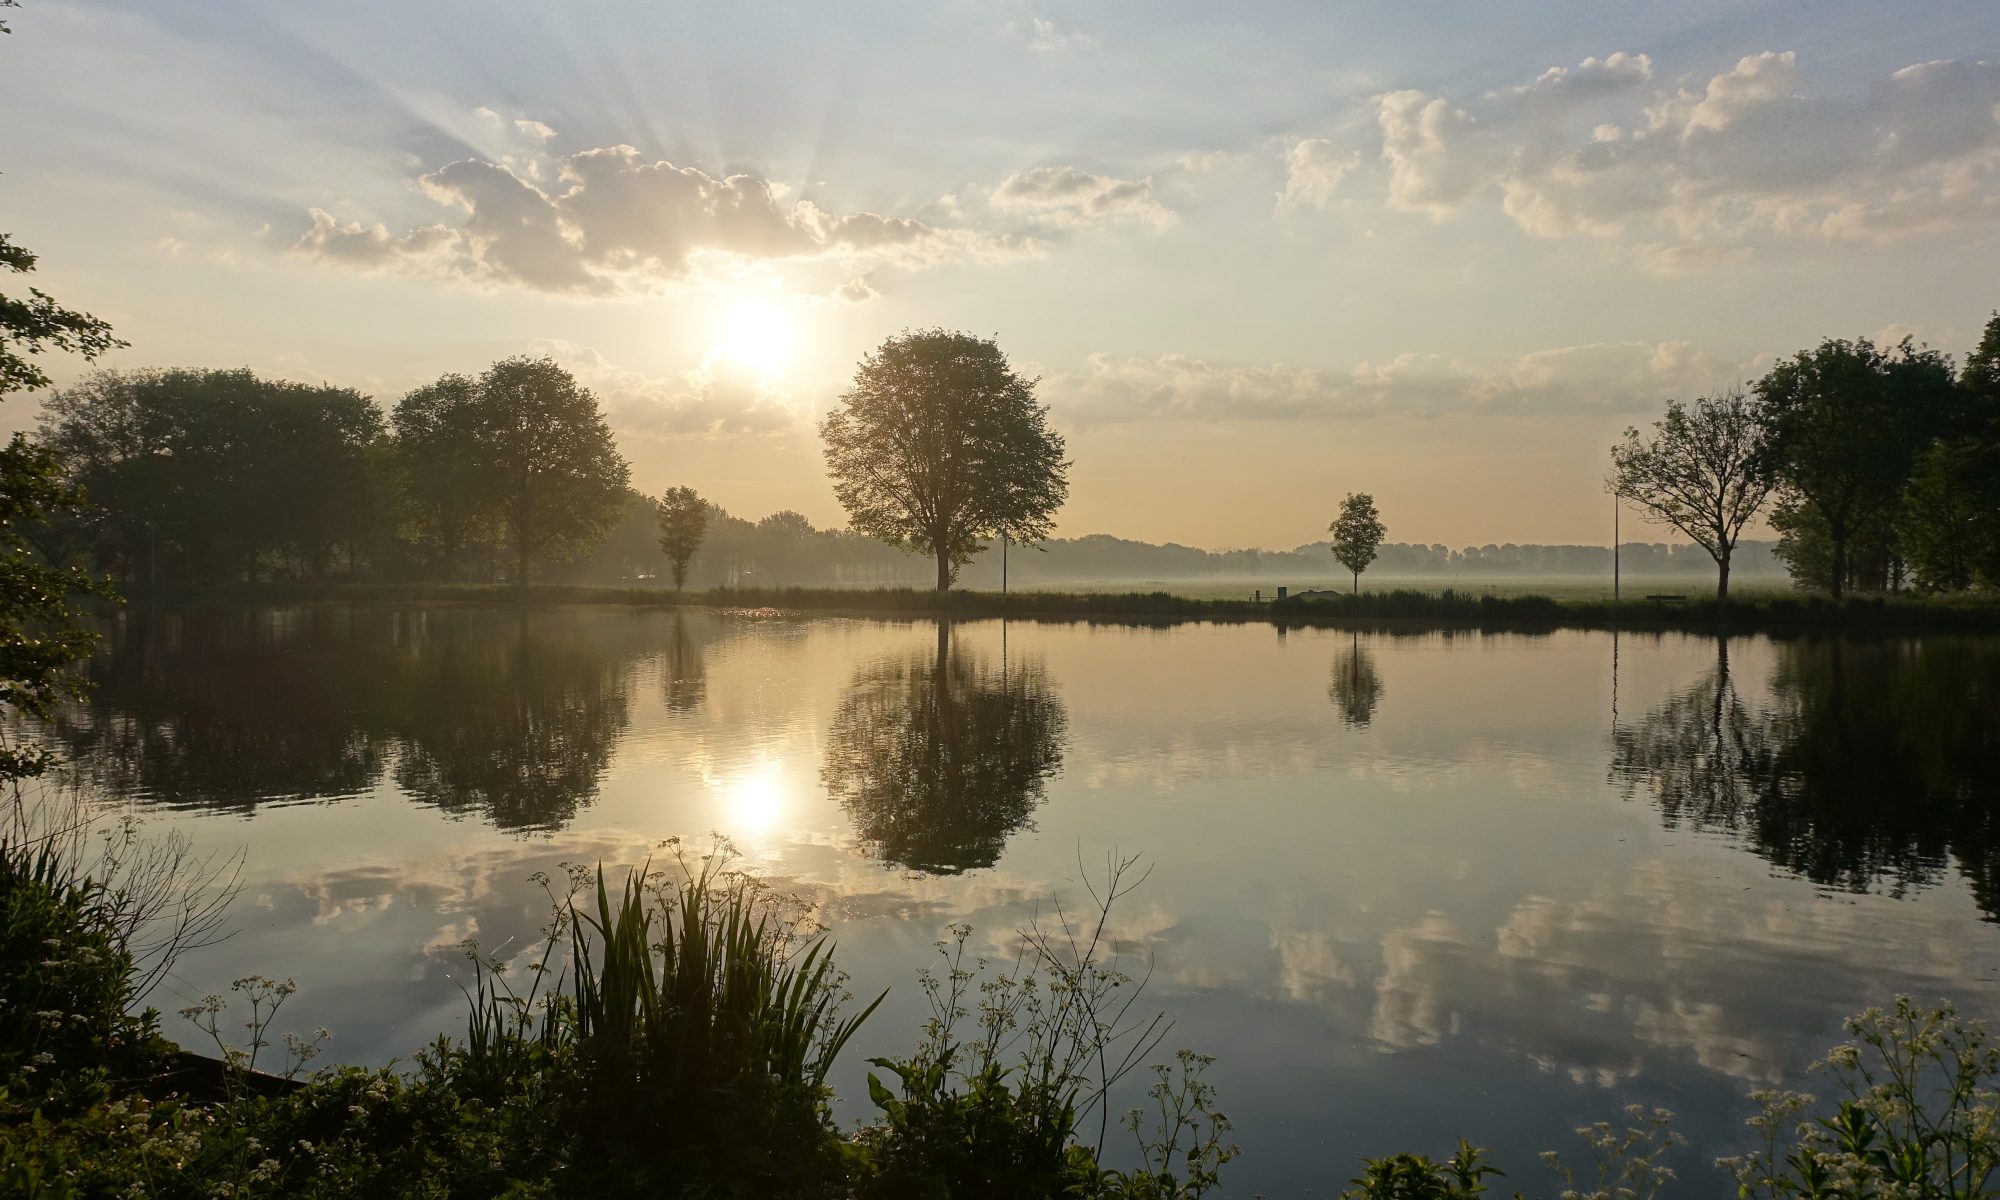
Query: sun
[{"left": 713, "top": 298, "right": 796, "bottom": 376}]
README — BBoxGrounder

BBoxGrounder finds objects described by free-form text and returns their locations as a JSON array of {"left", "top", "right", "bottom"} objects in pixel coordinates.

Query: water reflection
[
  {"left": 1613, "top": 636, "right": 2000, "bottom": 917},
  {"left": 53, "top": 606, "right": 643, "bottom": 831},
  {"left": 822, "top": 621, "right": 1067, "bottom": 874},
  {"left": 1328, "top": 633, "right": 1384, "bottom": 728},
  {"left": 53, "top": 607, "right": 393, "bottom": 811},
  {"left": 661, "top": 612, "right": 707, "bottom": 716},
  {"left": 388, "top": 616, "right": 631, "bottom": 831}
]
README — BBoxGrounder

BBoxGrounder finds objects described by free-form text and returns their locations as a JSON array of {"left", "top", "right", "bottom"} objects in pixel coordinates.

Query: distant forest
[{"left": 572, "top": 501, "right": 1783, "bottom": 590}]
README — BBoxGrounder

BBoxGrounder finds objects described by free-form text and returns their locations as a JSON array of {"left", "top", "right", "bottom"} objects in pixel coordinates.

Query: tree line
[
  {"left": 1612, "top": 309, "right": 2000, "bottom": 598},
  {"left": 27, "top": 330, "right": 1069, "bottom": 593}
]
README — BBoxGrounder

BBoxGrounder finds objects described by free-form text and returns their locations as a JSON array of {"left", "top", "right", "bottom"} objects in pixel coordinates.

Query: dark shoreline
[{"left": 95, "top": 581, "right": 2000, "bottom": 635}]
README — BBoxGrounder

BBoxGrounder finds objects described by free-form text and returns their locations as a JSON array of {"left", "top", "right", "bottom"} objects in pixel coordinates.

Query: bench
[{"left": 1642, "top": 593, "right": 1687, "bottom": 605}]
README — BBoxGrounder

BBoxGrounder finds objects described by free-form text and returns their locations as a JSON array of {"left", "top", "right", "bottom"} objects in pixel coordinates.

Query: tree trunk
[
  {"left": 1717, "top": 555, "right": 1731, "bottom": 602},
  {"left": 1829, "top": 534, "right": 1846, "bottom": 599},
  {"left": 516, "top": 528, "right": 531, "bottom": 589},
  {"left": 936, "top": 546, "right": 951, "bottom": 592},
  {"left": 1352, "top": 570, "right": 1359, "bottom": 595}
]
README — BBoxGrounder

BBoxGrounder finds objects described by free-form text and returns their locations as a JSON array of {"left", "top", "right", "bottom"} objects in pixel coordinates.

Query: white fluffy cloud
[
  {"left": 990, "top": 166, "right": 1178, "bottom": 231},
  {"left": 1374, "top": 50, "right": 2000, "bottom": 254},
  {"left": 1047, "top": 338, "right": 1738, "bottom": 423},
  {"left": 293, "top": 129, "right": 1037, "bottom": 294},
  {"left": 1276, "top": 138, "right": 1363, "bottom": 211}
]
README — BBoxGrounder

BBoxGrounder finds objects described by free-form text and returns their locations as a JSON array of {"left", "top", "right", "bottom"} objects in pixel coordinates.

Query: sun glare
[
  {"left": 713, "top": 298, "right": 796, "bottom": 376},
  {"left": 719, "top": 761, "right": 789, "bottom": 838}
]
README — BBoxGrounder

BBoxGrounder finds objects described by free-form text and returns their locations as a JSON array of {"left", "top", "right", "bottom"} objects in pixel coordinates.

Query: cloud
[
  {"left": 1276, "top": 138, "right": 1362, "bottom": 211},
  {"left": 1373, "top": 50, "right": 2000, "bottom": 255},
  {"left": 528, "top": 338, "right": 803, "bottom": 436},
  {"left": 292, "top": 208, "right": 463, "bottom": 272},
  {"left": 1046, "top": 338, "right": 1740, "bottom": 423},
  {"left": 990, "top": 166, "right": 1177, "bottom": 231},
  {"left": 1014, "top": 15, "right": 1096, "bottom": 53},
  {"left": 293, "top": 123, "right": 1038, "bottom": 295}
]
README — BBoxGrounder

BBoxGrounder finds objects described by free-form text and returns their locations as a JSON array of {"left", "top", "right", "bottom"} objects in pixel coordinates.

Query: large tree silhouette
[
  {"left": 822, "top": 622, "right": 1067, "bottom": 873},
  {"left": 820, "top": 331, "right": 1068, "bottom": 591}
]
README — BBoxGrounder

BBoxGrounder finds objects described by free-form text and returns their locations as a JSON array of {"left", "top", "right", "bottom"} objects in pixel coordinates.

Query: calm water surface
[{"left": 41, "top": 605, "right": 2000, "bottom": 1196}]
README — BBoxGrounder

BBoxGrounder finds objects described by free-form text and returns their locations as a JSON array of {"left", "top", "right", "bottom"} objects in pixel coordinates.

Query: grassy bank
[{"left": 111, "top": 580, "right": 2000, "bottom": 634}]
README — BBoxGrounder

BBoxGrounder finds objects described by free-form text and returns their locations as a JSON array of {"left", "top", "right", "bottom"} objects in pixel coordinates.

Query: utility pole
[
  {"left": 1002, "top": 530, "right": 1009, "bottom": 595},
  {"left": 1613, "top": 493, "right": 1621, "bottom": 608}
]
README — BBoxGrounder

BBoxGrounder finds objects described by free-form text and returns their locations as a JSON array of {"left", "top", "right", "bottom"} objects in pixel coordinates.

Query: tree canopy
[
  {"left": 655, "top": 486, "right": 709, "bottom": 591},
  {"left": 1608, "top": 389, "right": 1775, "bottom": 600},
  {"left": 820, "top": 330, "right": 1068, "bottom": 591},
  {"left": 471, "top": 357, "right": 631, "bottom": 587},
  {"left": 1329, "top": 493, "right": 1386, "bottom": 593},
  {"left": 1754, "top": 337, "right": 1958, "bottom": 596}
]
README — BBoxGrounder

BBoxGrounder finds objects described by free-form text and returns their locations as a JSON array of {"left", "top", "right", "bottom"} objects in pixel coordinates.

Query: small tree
[
  {"left": 1329, "top": 492, "right": 1386, "bottom": 594},
  {"left": 821, "top": 330, "right": 1068, "bottom": 591},
  {"left": 656, "top": 486, "right": 708, "bottom": 591},
  {"left": 1608, "top": 389, "right": 1776, "bottom": 602}
]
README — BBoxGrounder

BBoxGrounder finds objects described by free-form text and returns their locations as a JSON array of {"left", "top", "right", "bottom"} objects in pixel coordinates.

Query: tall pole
[
  {"left": 1613, "top": 494, "right": 1621, "bottom": 608},
  {"left": 1002, "top": 531, "right": 1009, "bottom": 595}
]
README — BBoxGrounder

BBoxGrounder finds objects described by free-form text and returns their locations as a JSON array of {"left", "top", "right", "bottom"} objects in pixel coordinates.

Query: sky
[{"left": 3, "top": 0, "right": 1997, "bottom": 550}]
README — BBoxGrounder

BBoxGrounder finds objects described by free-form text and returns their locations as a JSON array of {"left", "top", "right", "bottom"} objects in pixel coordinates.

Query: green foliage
[
  {"left": 38, "top": 369, "right": 386, "bottom": 585},
  {"left": 1342, "top": 1140, "right": 1501, "bottom": 1200},
  {"left": 1899, "top": 439, "right": 2000, "bottom": 592},
  {"left": 470, "top": 357, "right": 631, "bottom": 586},
  {"left": 1725, "top": 998, "right": 2000, "bottom": 1200},
  {"left": 821, "top": 329, "right": 1069, "bottom": 591},
  {"left": 850, "top": 854, "right": 1188, "bottom": 1199},
  {"left": 391, "top": 372, "right": 495, "bottom": 583},
  {"left": 655, "top": 485, "right": 709, "bottom": 590},
  {"left": 1755, "top": 337, "right": 1961, "bottom": 596},
  {"left": 1330, "top": 492, "right": 1388, "bottom": 593},
  {"left": 0, "top": 232, "right": 125, "bottom": 397},
  {"left": 0, "top": 434, "right": 110, "bottom": 782}
]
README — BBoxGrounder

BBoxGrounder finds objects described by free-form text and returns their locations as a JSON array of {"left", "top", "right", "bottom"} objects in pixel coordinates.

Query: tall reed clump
[{"left": 457, "top": 843, "right": 883, "bottom": 1194}]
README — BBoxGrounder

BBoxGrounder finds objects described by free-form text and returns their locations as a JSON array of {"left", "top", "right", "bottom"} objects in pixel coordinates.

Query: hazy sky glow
[{"left": 5, "top": 0, "right": 1997, "bottom": 548}]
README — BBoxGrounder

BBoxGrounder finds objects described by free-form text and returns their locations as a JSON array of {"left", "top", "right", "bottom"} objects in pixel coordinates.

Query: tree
[
  {"left": 41, "top": 369, "right": 385, "bottom": 584},
  {"left": 1755, "top": 337, "right": 1958, "bottom": 596},
  {"left": 1898, "top": 439, "right": 1999, "bottom": 592},
  {"left": 1608, "top": 390, "right": 1775, "bottom": 601},
  {"left": 0, "top": 435, "right": 111, "bottom": 782},
  {"left": 1328, "top": 492, "right": 1385, "bottom": 594},
  {"left": 820, "top": 330, "right": 1068, "bottom": 591},
  {"left": 2, "top": 234, "right": 124, "bottom": 397},
  {"left": 470, "top": 357, "right": 630, "bottom": 587},
  {"left": 392, "top": 374, "right": 493, "bottom": 581},
  {"left": 655, "top": 486, "right": 708, "bottom": 591}
]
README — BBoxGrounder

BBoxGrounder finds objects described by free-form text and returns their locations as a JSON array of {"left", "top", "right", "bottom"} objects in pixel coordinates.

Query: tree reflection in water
[
  {"left": 1612, "top": 636, "right": 2000, "bottom": 917},
  {"left": 51, "top": 606, "right": 642, "bottom": 832},
  {"left": 660, "top": 611, "right": 707, "bottom": 716},
  {"left": 822, "top": 621, "right": 1067, "bottom": 874},
  {"left": 389, "top": 614, "right": 632, "bottom": 831},
  {"left": 51, "top": 606, "right": 392, "bottom": 811},
  {"left": 1328, "top": 632, "right": 1384, "bottom": 728}
]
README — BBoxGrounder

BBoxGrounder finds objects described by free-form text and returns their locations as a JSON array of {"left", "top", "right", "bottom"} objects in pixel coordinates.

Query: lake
[{"left": 39, "top": 604, "right": 2000, "bottom": 1196}]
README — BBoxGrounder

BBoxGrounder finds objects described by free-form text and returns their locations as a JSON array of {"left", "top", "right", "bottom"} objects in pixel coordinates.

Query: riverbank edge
[{"left": 97, "top": 582, "right": 2000, "bottom": 634}]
